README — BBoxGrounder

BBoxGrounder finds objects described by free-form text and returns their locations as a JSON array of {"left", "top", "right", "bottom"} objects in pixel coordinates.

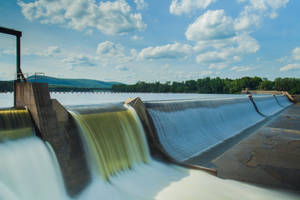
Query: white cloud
[
  {"left": 96, "top": 41, "right": 137, "bottom": 65},
  {"left": 246, "top": 0, "right": 289, "bottom": 12},
  {"left": 1, "top": 49, "right": 15, "bottom": 56},
  {"left": 96, "top": 41, "right": 125, "bottom": 57},
  {"left": 150, "top": 66, "right": 213, "bottom": 82},
  {"left": 134, "top": 0, "right": 148, "bottom": 10},
  {"left": 233, "top": 34, "right": 259, "bottom": 53},
  {"left": 63, "top": 54, "right": 96, "bottom": 67},
  {"left": 196, "top": 51, "right": 224, "bottom": 63},
  {"left": 138, "top": 42, "right": 192, "bottom": 60},
  {"left": 195, "top": 34, "right": 259, "bottom": 64},
  {"left": 292, "top": 47, "right": 300, "bottom": 60},
  {"left": 276, "top": 47, "right": 300, "bottom": 64},
  {"left": 170, "top": 0, "right": 216, "bottom": 15},
  {"left": 38, "top": 46, "right": 61, "bottom": 57},
  {"left": 235, "top": 0, "right": 289, "bottom": 31},
  {"left": 280, "top": 63, "right": 300, "bottom": 71},
  {"left": 174, "top": 70, "right": 213, "bottom": 80},
  {"left": 18, "top": 0, "right": 146, "bottom": 35},
  {"left": 234, "top": 7, "right": 260, "bottom": 31},
  {"left": 2, "top": 46, "right": 61, "bottom": 57},
  {"left": 185, "top": 10, "right": 235, "bottom": 41},
  {"left": 184, "top": 1, "right": 288, "bottom": 66},
  {"left": 231, "top": 65, "right": 254, "bottom": 72},
  {"left": 209, "top": 63, "right": 227, "bottom": 70}
]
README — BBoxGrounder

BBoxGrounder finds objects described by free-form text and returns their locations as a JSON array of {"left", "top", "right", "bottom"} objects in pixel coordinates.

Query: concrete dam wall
[
  {"left": 251, "top": 96, "right": 284, "bottom": 116},
  {"left": 0, "top": 82, "right": 297, "bottom": 200},
  {"left": 145, "top": 95, "right": 291, "bottom": 162},
  {"left": 145, "top": 97, "right": 265, "bottom": 161}
]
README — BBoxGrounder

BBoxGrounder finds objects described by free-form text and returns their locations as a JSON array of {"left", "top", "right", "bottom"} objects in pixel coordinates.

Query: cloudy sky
[{"left": 0, "top": 0, "right": 300, "bottom": 83}]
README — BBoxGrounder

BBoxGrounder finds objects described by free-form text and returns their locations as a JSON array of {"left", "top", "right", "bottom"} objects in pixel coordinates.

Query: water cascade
[
  {"left": 0, "top": 109, "right": 34, "bottom": 141},
  {"left": 0, "top": 137, "right": 69, "bottom": 200},
  {"left": 70, "top": 104, "right": 150, "bottom": 180},
  {"left": 275, "top": 95, "right": 293, "bottom": 107},
  {"left": 69, "top": 102, "right": 298, "bottom": 200},
  {"left": 252, "top": 96, "right": 283, "bottom": 116},
  {"left": 146, "top": 97, "right": 265, "bottom": 161},
  {"left": 0, "top": 93, "right": 298, "bottom": 200}
]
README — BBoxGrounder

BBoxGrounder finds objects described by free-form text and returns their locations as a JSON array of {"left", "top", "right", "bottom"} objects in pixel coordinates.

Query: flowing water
[
  {"left": 252, "top": 96, "right": 283, "bottom": 116},
  {"left": 0, "top": 137, "right": 69, "bottom": 200},
  {"left": 0, "top": 109, "right": 34, "bottom": 141},
  {"left": 0, "top": 93, "right": 298, "bottom": 200},
  {"left": 276, "top": 95, "right": 293, "bottom": 107},
  {"left": 146, "top": 97, "right": 265, "bottom": 161},
  {"left": 71, "top": 104, "right": 150, "bottom": 180},
  {"left": 70, "top": 103, "right": 299, "bottom": 200}
]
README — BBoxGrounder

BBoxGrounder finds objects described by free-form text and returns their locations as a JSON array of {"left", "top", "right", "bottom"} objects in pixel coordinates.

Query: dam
[
  {"left": 0, "top": 80, "right": 299, "bottom": 200},
  {"left": 0, "top": 26, "right": 299, "bottom": 199}
]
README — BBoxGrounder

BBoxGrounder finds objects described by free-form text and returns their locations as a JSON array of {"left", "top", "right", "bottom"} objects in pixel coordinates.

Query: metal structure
[{"left": 0, "top": 26, "right": 26, "bottom": 82}]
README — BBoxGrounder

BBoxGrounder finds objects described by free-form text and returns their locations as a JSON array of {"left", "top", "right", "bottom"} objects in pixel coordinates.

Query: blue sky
[{"left": 0, "top": 0, "right": 300, "bottom": 83}]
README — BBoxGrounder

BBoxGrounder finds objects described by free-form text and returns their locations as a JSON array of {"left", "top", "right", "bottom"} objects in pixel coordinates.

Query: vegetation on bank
[
  {"left": 112, "top": 77, "right": 300, "bottom": 95},
  {"left": 1, "top": 77, "right": 299, "bottom": 94},
  {"left": 0, "top": 81, "right": 110, "bottom": 92},
  {"left": 0, "top": 81, "right": 13, "bottom": 92}
]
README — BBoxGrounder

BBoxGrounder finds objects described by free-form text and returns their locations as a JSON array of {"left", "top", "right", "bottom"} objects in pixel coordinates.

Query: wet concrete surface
[{"left": 187, "top": 103, "right": 300, "bottom": 192}]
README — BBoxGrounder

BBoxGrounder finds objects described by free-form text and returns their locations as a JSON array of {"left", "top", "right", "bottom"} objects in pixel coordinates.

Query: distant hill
[{"left": 26, "top": 75, "right": 122, "bottom": 89}]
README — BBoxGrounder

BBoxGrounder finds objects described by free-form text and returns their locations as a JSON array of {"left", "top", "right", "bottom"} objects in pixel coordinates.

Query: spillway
[
  {"left": 252, "top": 96, "right": 283, "bottom": 116},
  {"left": 69, "top": 102, "right": 298, "bottom": 200},
  {"left": 275, "top": 95, "right": 293, "bottom": 107},
  {"left": 0, "top": 109, "right": 34, "bottom": 141},
  {"left": 0, "top": 90, "right": 298, "bottom": 200},
  {"left": 146, "top": 97, "right": 265, "bottom": 161},
  {"left": 70, "top": 104, "right": 150, "bottom": 180}
]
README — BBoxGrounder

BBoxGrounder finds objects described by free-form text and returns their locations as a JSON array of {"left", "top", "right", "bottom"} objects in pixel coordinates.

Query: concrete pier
[{"left": 14, "top": 82, "right": 90, "bottom": 196}]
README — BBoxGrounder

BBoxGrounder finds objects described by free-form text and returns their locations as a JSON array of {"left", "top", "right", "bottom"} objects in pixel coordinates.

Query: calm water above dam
[{"left": 1, "top": 92, "right": 247, "bottom": 108}]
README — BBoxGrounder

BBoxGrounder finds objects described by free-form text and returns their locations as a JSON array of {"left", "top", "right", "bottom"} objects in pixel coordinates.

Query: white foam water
[
  {"left": 0, "top": 137, "right": 69, "bottom": 200},
  {"left": 78, "top": 159, "right": 299, "bottom": 200}
]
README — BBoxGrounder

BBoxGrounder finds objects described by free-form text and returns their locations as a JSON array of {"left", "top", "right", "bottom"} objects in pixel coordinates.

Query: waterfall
[
  {"left": 0, "top": 109, "right": 34, "bottom": 141},
  {"left": 70, "top": 104, "right": 150, "bottom": 180},
  {"left": 70, "top": 102, "right": 298, "bottom": 200},
  {"left": 0, "top": 137, "right": 69, "bottom": 200},
  {"left": 146, "top": 97, "right": 265, "bottom": 161},
  {"left": 275, "top": 95, "right": 293, "bottom": 107},
  {"left": 0, "top": 94, "right": 298, "bottom": 200},
  {"left": 252, "top": 96, "right": 283, "bottom": 116}
]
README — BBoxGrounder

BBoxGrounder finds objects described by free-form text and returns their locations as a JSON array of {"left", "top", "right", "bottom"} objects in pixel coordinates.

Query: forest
[
  {"left": 1, "top": 77, "right": 299, "bottom": 94},
  {"left": 112, "top": 77, "right": 300, "bottom": 94}
]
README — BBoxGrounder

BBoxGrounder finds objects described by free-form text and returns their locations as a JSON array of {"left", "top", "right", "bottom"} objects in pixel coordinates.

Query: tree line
[
  {"left": 0, "top": 81, "right": 13, "bottom": 92},
  {"left": 1, "top": 77, "right": 299, "bottom": 94},
  {"left": 0, "top": 81, "right": 110, "bottom": 92},
  {"left": 112, "top": 77, "right": 300, "bottom": 94}
]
